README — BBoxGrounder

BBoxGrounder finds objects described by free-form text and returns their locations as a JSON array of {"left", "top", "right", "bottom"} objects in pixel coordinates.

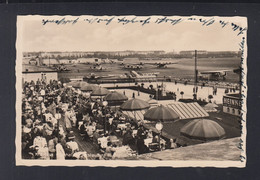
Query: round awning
[
  {"left": 104, "top": 91, "right": 128, "bottom": 102},
  {"left": 180, "top": 119, "right": 225, "bottom": 141},
  {"left": 91, "top": 87, "right": 110, "bottom": 96},
  {"left": 120, "top": 98, "right": 150, "bottom": 111},
  {"left": 144, "top": 105, "right": 179, "bottom": 121}
]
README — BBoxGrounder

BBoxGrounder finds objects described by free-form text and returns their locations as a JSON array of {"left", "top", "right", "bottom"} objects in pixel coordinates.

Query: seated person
[
  {"left": 108, "top": 132, "right": 118, "bottom": 145},
  {"left": 166, "top": 138, "right": 178, "bottom": 149},
  {"left": 152, "top": 135, "right": 160, "bottom": 144},
  {"left": 66, "top": 132, "right": 79, "bottom": 154},
  {"left": 146, "top": 129, "right": 153, "bottom": 138},
  {"left": 98, "top": 134, "right": 109, "bottom": 150},
  {"left": 79, "top": 121, "right": 89, "bottom": 140},
  {"left": 103, "top": 142, "right": 116, "bottom": 160},
  {"left": 122, "top": 130, "right": 135, "bottom": 146},
  {"left": 86, "top": 122, "right": 95, "bottom": 140}
]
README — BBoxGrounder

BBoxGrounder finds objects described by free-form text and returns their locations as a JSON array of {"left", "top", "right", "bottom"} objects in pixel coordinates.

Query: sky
[{"left": 19, "top": 16, "right": 247, "bottom": 52}]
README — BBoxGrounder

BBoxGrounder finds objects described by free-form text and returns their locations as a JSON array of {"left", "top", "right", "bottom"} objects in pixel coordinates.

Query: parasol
[
  {"left": 104, "top": 91, "right": 128, "bottom": 102},
  {"left": 81, "top": 84, "right": 98, "bottom": 92},
  {"left": 120, "top": 98, "right": 150, "bottom": 111},
  {"left": 69, "top": 81, "right": 88, "bottom": 88},
  {"left": 143, "top": 105, "right": 179, "bottom": 121},
  {"left": 104, "top": 91, "right": 128, "bottom": 109},
  {"left": 91, "top": 87, "right": 110, "bottom": 96},
  {"left": 180, "top": 119, "right": 225, "bottom": 141}
]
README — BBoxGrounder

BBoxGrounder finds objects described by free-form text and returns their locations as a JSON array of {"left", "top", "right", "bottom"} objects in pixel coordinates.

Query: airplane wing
[
  {"left": 200, "top": 69, "right": 233, "bottom": 74},
  {"left": 144, "top": 62, "right": 178, "bottom": 65}
]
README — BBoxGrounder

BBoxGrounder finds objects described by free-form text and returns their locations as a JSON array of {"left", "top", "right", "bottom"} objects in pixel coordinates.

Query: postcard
[{"left": 16, "top": 15, "right": 247, "bottom": 167}]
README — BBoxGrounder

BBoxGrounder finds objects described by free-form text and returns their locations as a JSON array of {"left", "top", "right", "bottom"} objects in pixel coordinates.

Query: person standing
[{"left": 64, "top": 109, "right": 72, "bottom": 131}]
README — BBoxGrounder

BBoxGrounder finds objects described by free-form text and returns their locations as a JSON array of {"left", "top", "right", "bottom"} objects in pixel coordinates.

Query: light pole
[
  {"left": 155, "top": 121, "right": 163, "bottom": 151},
  {"left": 38, "top": 96, "right": 43, "bottom": 121},
  {"left": 194, "top": 50, "right": 198, "bottom": 96},
  {"left": 102, "top": 101, "right": 108, "bottom": 133}
]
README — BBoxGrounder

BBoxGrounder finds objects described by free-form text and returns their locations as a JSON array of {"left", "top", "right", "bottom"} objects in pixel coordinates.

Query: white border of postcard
[{"left": 16, "top": 15, "right": 247, "bottom": 167}]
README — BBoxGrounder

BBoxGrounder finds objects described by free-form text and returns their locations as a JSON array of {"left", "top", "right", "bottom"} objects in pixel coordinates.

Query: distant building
[
  {"left": 207, "top": 51, "right": 241, "bottom": 58},
  {"left": 179, "top": 50, "right": 208, "bottom": 56},
  {"left": 77, "top": 58, "right": 101, "bottom": 64},
  {"left": 59, "top": 59, "right": 72, "bottom": 64},
  {"left": 22, "top": 64, "right": 58, "bottom": 83},
  {"left": 22, "top": 70, "right": 58, "bottom": 84},
  {"left": 123, "top": 58, "right": 140, "bottom": 64},
  {"left": 41, "top": 59, "right": 60, "bottom": 65},
  {"left": 223, "top": 93, "right": 242, "bottom": 116}
]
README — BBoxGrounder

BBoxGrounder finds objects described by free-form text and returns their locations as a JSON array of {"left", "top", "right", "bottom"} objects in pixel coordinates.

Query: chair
[{"left": 148, "top": 143, "right": 160, "bottom": 152}]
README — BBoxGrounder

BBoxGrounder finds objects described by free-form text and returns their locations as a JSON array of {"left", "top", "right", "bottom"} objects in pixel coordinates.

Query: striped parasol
[
  {"left": 120, "top": 98, "right": 150, "bottom": 111},
  {"left": 104, "top": 91, "right": 128, "bottom": 102},
  {"left": 143, "top": 105, "right": 179, "bottom": 122},
  {"left": 81, "top": 84, "right": 98, "bottom": 92},
  {"left": 69, "top": 81, "right": 88, "bottom": 88},
  {"left": 180, "top": 119, "right": 225, "bottom": 141},
  {"left": 91, "top": 87, "right": 110, "bottom": 96}
]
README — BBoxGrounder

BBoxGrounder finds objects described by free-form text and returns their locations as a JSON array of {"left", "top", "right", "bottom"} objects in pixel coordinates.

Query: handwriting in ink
[
  {"left": 240, "top": 155, "right": 246, "bottom": 162},
  {"left": 154, "top": 17, "right": 183, "bottom": 26},
  {"left": 238, "top": 35, "right": 246, "bottom": 163},
  {"left": 187, "top": 17, "right": 196, "bottom": 21},
  {"left": 231, "top": 23, "right": 247, "bottom": 36},
  {"left": 84, "top": 17, "right": 115, "bottom": 25},
  {"left": 237, "top": 139, "right": 244, "bottom": 151},
  {"left": 219, "top": 20, "right": 229, "bottom": 28},
  {"left": 42, "top": 17, "right": 79, "bottom": 25},
  {"left": 117, "top": 17, "right": 151, "bottom": 26},
  {"left": 84, "top": 18, "right": 98, "bottom": 24},
  {"left": 199, "top": 17, "right": 215, "bottom": 26}
]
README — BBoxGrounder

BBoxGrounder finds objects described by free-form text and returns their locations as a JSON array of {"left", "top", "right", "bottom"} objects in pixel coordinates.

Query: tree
[{"left": 180, "top": 91, "right": 184, "bottom": 99}]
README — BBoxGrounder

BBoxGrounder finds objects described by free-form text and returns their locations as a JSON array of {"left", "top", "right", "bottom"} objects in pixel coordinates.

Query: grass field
[{"left": 58, "top": 57, "right": 241, "bottom": 83}]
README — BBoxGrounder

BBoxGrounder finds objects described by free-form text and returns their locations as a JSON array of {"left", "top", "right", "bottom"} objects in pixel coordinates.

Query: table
[
  {"left": 117, "top": 123, "right": 127, "bottom": 130},
  {"left": 112, "top": 146, "right": 134, "bottom": 159},
  {"left": 144, "top": 138, "right": 153, "bottom": 146},
  {"left": 144, "top": 138, "right": 166, "bottom": 147}
]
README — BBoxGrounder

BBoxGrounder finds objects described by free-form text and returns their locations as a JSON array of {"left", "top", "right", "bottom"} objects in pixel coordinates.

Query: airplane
[
  {"left": 53, "top": 64, "right": 71, "bottom": 72},
  {"left": 197, "top": 70, "right": 231, "bottom": 81},
  {"left": 144, "top": 61, "right": 178, "bottom": 68},
  {"left": 120, "top": 58, "right": 144, "bottom": 70},
  {"left": 123, "top": 64, "right": 143, "bottom": 70},
  {"left": 128, "top": 71, "right": 159, "bottom": 79},
  {"left": 89, "top": 64, "right": 107, "bottom": 71},
  {"left": 84, "top": 73, "right": 117, "bottom": 80},
  {"left": 155, "top": 62, "right": 177, "bottom": 68}
]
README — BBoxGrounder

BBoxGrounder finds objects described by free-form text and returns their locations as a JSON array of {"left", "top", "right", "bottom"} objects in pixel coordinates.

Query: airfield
[{"left": 58, "top": 57, "right": 241, "bottom": 83}]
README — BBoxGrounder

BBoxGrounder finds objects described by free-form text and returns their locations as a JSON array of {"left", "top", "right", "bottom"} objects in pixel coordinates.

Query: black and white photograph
[{"left": 16, "top": 15, "right": 247, "bottom": 167}]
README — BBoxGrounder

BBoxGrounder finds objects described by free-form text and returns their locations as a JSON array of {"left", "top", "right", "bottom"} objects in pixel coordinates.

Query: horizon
[{"left": 23, "top": 49, "right": 241, "bottom": 53}]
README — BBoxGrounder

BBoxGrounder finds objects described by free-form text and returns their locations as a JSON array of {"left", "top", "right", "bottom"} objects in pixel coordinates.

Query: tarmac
[{"left": 101, "top": 82, "right": 239, "bottom": 104}]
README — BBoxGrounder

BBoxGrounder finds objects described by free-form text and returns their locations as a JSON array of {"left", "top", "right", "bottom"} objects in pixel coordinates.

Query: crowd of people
[{"left": 21, "top": 79, "right": 178, "bottom": 160}]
